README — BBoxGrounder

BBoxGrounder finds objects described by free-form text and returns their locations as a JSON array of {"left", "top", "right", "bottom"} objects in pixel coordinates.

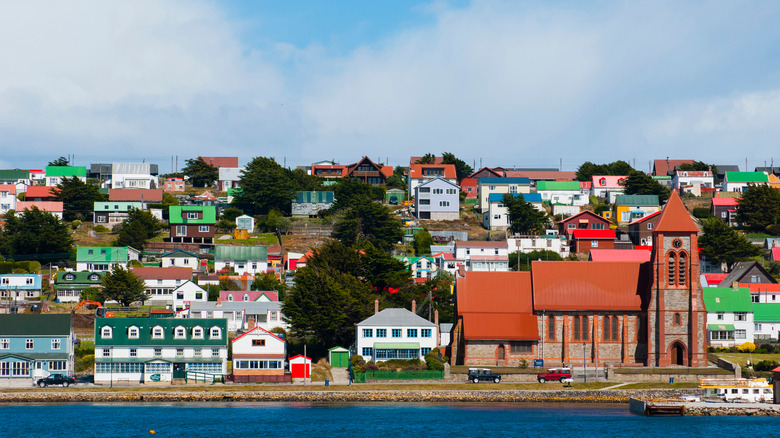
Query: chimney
[
  {"left": 216, "top": 296, "right": 222, "bottom": 306},
  {"left": 411, "top": 299, "right": 416, "bottom": 314},
  {"left": 732, "top": 281, "right": 739, "bottom": 291},
  {"left": 248, "top": 317, "right": 255, "bottom": 329},
  {"left": 374, "top": 299, "right": 379, "bottom": 314}
]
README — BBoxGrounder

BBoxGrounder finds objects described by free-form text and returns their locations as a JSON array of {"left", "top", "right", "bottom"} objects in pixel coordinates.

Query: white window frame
[
  {"left": 51, "top": 339, "right": 61, "bottom": 350},
  {"left": 152, "top": 326, "right": 164, "bottom": 339},
  {"left": 25, "top": 339, "right": 34, "bottom": 349},
  {"left": 210, "top": 327, "right": 221, "bottom": 339},
  {"left": 101, "top": 327, "right": 112, "bottom": 339},
  {"left": 175, "top": 327, "right": 186, "bottom": 339},
  {"left": 192, "top": 327, "right": 204, "bottom": 339},
  {"left": 128, "top": 326, "right": 139, "bottom": 339}
]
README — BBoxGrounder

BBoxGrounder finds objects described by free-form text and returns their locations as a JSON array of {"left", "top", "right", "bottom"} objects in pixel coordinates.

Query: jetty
[{"left": 629, "top": 398, "right": 780, "bottom": 416}]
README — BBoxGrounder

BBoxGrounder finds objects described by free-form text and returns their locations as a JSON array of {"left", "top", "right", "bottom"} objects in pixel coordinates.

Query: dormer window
[
  {"left": 243, "top": 294, "right": 249, "bottom": 302},
  {"left": 187, "top": 212, "right": 198, "bottom": 219},
  {"left": 175, "top": 326, "right": 186, "bottom": 339},
  {"left": 599, "top": 178, "right": 606, "bottom": 186},
  {"left": 101, "top": 326, "right": 112, "bottom": 339},
  {"left": 89, "top": 274, "right": 100, "bottom": 281},
  {"left": 192, "top": 327, "right": 204, "bottom": 339},
  {"left": 210, "top": 327, "right": 222, "bottom": 339},
  {"left": 128, "top": 326, "right": 139, "bottom": 339},
  {"left": 64, "top": 273, "right": 75, "bottom": 281},
  {"left": 152, "top": 326, "right": 164, "bottom": 339},
  {"left": 227, "top": 294, "right": 233, "bottom": 301}
]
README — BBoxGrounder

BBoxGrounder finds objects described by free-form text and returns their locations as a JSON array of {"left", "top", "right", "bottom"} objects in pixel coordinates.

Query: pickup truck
[
  {"left": 37, "top": 374, "right": 76, "bottom": 388},
  {"left": 536, "top": 367, "right": 571, "bottom": 383},
  {"left": 467, "top": 368, "right": 502, "bottom": 383}
]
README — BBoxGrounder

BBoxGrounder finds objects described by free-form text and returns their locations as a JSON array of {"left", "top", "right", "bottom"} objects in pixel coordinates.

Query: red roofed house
[
  {"left": 220, "top": 290, "right": 279, "bottom": 302},
  {"left": 231, "top": 324, "right": 288, "bottom": 382},
  {"left": 460, "top": 178, "right": 478, "bottom": 199},
  {"left": 711, "top": 197, "right": 739, "bottom": 227},
  {"left": 452, "top": 191, "right": 707, "bottom": 368},
  {"left": 109, "top": 188, "right": 164, "bottom": 205},
  {"left": 627, "top": 210, "right": 662, "bottom": 247},
  {"left": 558, "top": 210, "right": 611, "bottom": 240},
  {"left": 407, "top": 163, "right": 457, "bottom": 197},
  {"left": 15, "top": 201, "right": 64, "bottom": 219},
  {"left": 131, "top": 267, "right": 195, "bottom": 306},
  {"left": 311, "top": 163, "right": 348, "bottom": 182},
  {"left": 590, "top": 175, "right": 626, "bottom": 201},
  {"left": 201, "top": 157, "right": 239, "bottom": 168},
  {"left": 24, "top": 186, "right": 58, "bottom": 202},
  {"left": 653, "top": 159, "right": 694, "bottom": 176},
  {"left": 570, "top": 229, "right": 616, "bottom": 254},
  {"left": 0, "top": 184, "right": 17, "bottom": 215}
]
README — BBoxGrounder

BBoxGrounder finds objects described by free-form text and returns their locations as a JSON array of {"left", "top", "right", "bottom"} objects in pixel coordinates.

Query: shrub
[
  {"left": 759, "top": 343, "right": 776, "bottom": 354},
  {"left": 93, "top": 225, "right": 110, "bottom": 233},
  {"left": 737, "top": 342, "right": 756, "bottom": 353},
  {"left": 692, "top": 207, "right": 711, "bottom": 219},
  {"left": 76, "top": 354, "right": 95, "bottom": 373},
  {"left": 768, "top": 261, "right": 780, "bottom": 275},
  {"left": 518, "top": 358, "right": 528, "bottom": 369},
  {"left": 754, "top": 360, "right": 780, "bottom": 372},
  {"left": 425, "top": 355, "right": 444, "bottom": 371},
  {"left": 71, "top": 220, "right": 82, "bottom": 230}
]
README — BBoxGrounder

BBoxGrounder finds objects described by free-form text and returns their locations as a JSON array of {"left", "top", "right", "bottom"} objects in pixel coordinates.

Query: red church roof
[{"left": 654, "top": 191, "right": 699, "bottom": 233}]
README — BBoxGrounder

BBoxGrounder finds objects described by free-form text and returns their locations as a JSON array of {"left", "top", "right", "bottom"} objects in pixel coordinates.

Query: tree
[
  {"left": 204, "top": 283, "right": 221, "bottom": 301},
  {"left": 48, "top": 157, "right": 70, "bottom": 166},
  {"left": 678, "top": 161, "right": 717, "bottom": 174},
  {"left": 221, "top": 207, "right": 243, "bottom": 223},
  {"left": 0, "top": 207, "right": 73, "bottom": 263},
  {"left": 288, "top": 167, "right": 324, "bottom": 192},
  {"left": 413, "top": 229, "right": 433, "bottom": 255},
  {"left": 182, "top": 157, "right": 218, "bottom": 188},
  {"left": 114, "top": 208, "right": 162, "bottom": 249},
  {"left": 101, "top": 265, "right": 148, "bottom": 306},
  {"left": 622, "top": 170, "right": 670, "bottom": 202},
  {"left": 79, "top": 287, "right": 105, "bottom": 304},
  {"left": 233, "top": 157, "right": 298, "bottom": 215},
  {"left": 219, "top": 278, "right": 241, "bottom": 291},
  {"left": 737, "top": 184, "right": 780, "bottom": 232},
  {"left": 509, "top": 250, "right": 563, "bottom": 271},
  {"left": 503, "top": 194, "right": 548, "bottom": 235},
  {"left": 54, "top": 176, "right": 107, "bottom": 221},
  {"left": 250, "top": 272, "right": 288, "bottom": 300},
  {"left": 332, "top": 199, "right": 403, "bottom": 251},
  {"left": 575, "top": 160, "right": 634, "bottom": 181},
  {"left": 416, "top": 153, "right": 436, "bottom": 164},
  {"left": 386, "top": 166, "right": 406, "bottom": 190},
  {"left": 261, "top": 209, "right": 292, "bottom": 234},
  {"left": 442, "top": 152, "right": 474, "bottom": 183},
  {"left": 331, "top": 177, "right": 385, "bottom": 212},
  {"left": 699, "top": 218, "right": 761, "bottom": 270}
]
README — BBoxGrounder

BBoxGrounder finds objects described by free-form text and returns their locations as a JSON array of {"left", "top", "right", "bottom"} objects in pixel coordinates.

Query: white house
[
  {"left": 433, "top": 252, "right": 464, "bottom": 277},
  {"left": 482, "top": 193, "right": 544, "bottom": 231},
  {"left": 130, "top": 267, "right": 194, "bottom": 307},
  {"left": 414, "top": 178, "right": 460, "bottom": 220},
  {"left": 703, "top": 286, "right": 754, "bottom": 348},
  {"left": 0, "top": 274, "right": 43, "bottom": 300},
  {"left": 231, "top": 325, "right": 286, "bottom": 380},
  {"left": 506, "top": 234, "right": 570, "bottom": 258},
  {"left": 218, "top": 167, "right": 243, "bottom": 192},
  {"left": 536, "top": 181, "right": 588, "bottom": 206},
  {"left": 672, "top": 170, "right": 714, "bottom": 192},
  {"left": 0, "top": 184, "right": 17, "bottom": 216},
  {"left": 590, "top": 175, "right": 626, "bottom": 199},
  {"left": 75, "top": 246, "right": 140, "bottom": 272},
  {"left": 160, "top": 249, "right": 199, "bottom": 269},
  {"left": 477, "top": 177, "right": 531, "bottom": 213},
  {"left": 110, "top": 163, "right": 157, "bottom": 189},
  {"left": 407, "top": 163, "right": 457, "bottom": 198},
  {"left": 753, "top": 303, "right": 780, "bottom": 341},
  {"left": 214, "top": 246, "right": 268, "bottom": 276},
  {"left": 454, "top": 241, "right": 509, "bottom": 272},
  {"left": 185, "top": 300, "right": 288, "bottom": 333},
  {"left": 722, "top": 172, "right": 768, "bottom": 193},
  {"left": 170, "top": 281, "right": 208, "bottom": 312},
  {"left": 355, "top": 307, "right": 438, "bottom": 362}
]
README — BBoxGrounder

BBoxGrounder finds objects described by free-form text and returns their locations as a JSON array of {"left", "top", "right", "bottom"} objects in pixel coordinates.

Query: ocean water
[{"left": 0, "top": 402, "right": 773, "bottom": 437}]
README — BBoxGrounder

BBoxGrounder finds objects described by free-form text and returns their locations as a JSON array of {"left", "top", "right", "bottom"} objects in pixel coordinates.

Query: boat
[{"left": 699, "top": 378, "right": 773, "bottom": 403}]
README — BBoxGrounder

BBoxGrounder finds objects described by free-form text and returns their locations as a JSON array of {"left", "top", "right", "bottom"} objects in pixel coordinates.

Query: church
[{"left": 451, "top": 191, "right": 708, "bottom": 368}]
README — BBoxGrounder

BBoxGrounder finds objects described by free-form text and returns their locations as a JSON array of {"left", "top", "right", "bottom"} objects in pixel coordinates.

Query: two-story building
[
  {"left": 722, "top": 172, "right": 769, "bottom": 193},
  {"left": 0, "top": 314, "right": 75, "bottom": 387},
  {"left": 626, "top": 210, "right": 662, "bottom": 247},
  {"left": 131, "top": 267, "right": 196, "bottom": 307},
  {"left": 168, "top": 206, "right": 217, "bottom": 244},
  {"left": 0, "top": 185, "right": 17, "bottom": 216},
  {"left": 672, "top": 170, "right": 714, "bottom": 196},
  {"left": 110, "top": 163, "right": 157, "bottom": 189},
  {"left": 54, "top": 271, "right": 105, "bottom": 303},
  {"left": 752, "top": 303, "right": 780, "bottom": 341},
  {"left": 93, "top": 317, "right": 228, "bottom": 385},
  {"left": 395, "top": 256, "right": 437, "bottom": 280},
  {"left": 45, "top": 166, "right": 87, "bottom": 186},
  {"left": 557, "top": 210, "right": 611, "bottom": 240},
  {"left": 536, "top": 181, "right": 587, "bottom": 206},
  {"left": 160, "top": 249, "right": 199, "bottom": 269},
  {"left": 0, "top": 274, "right": 43, "bottom": 300},
  {"left": 217, "top": 167, "right": 243, "bottom": 192},
  {"left": 93, "top": 202, "right": 143, "bottom": 228},
  {"left": 75, "top": 246, "right": 140, "bottom": 272},
  {"left": 477, "top": 177, "right": 531, "bottom": 213},
  {"left": 414, "top": 178, "right": 460, "bottom": 220},
  {"left": 482, "top": 193, "right": 544, "bottom": 231},
  {"left": 590, "top": 175, "right": 626, "bottom": 200},
  {"left": 407, "top": 163, "right": 457, "bottom": 198},
  {"left": 703, "top": 286, "right": 754, "bottom": 348},
  {"left": 185, "top": 301, "right": 287, "bottom": 333},
  {"left": 613, "top": 195, "right": 661, "bottom": 226},
  {"left": 454, "top": 241, "right": 509, "bottom": 272},
  {"left": 0, "top": 170, "right": 32, "bottom": 194},
  {"left": 344, "top": 156, "right": 393, "bottom": 185},
  {"left": 712, "top": 197, "right": 740, "bottom": 227},
  {"left": 231, "top": 324, "right": 287, "bottom": 381},
  {"left": 214, "top": 246, "right": 268, "bottom": 276},
  {"left": 355, "top": 307, "right": 438, "bottom": 362},
  {"left": 163, "top": 177, "right": 186, "bottom": 192},
  {"left": 14, "top": 201, "right": 64, "bottom": 220},
  {"left": 506, "top": 234, "right": 570, "bottom": 258}
]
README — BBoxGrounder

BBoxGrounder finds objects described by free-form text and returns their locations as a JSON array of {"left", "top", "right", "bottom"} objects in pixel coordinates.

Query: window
[
  {"left": 0, "top": 362, "right": 8, "bottom": 376},
  {"left": 199, "top": 225, "right": 210, "bottom": 233},
  {"left": 128, "top": 327, "right": 139, "bottom": 339},
  {"left": 439, "top": 201, "right": 450, "bottom": 207},
  {"left": 187, "top": 212, "right": 198, "bottom": 219},
  {"left": 603, "top": 316, "right": 611, "bottom": 341},
  {"left": 673, "top": 313, "right": 681, "bottom": 326},
  {"left": 362, "top": 347, "right": 373, "bottom": 357},
  {"left": 376, "top": 329, "right": 387, "bottom": 338},
  {"left": 510, "top": 341, "right": 532, "bottom": 353},
  {"left": 194, "top": 348, "right": 202, "bottom": 357},
  {"left": 678, "top": 253, "right": 687, "bottom": 285},
  {"left": 573, "top": 316, "right": 589, "bottom": 341},
  {"left": 51, "top": 339, "right": 61, "bottom": 350},
  {"left": 750, "top": 276, "right": 760, "bottom": 283},
  {"left": 421, "top": 347, "right": 431, "bottom": 355},
  {"left": 130, "top": 348, "right": 137, "bottom": 357},
  {"left": 421, "top": 329, "right": 432, "bottom": 338},
  {"left": 568, "top": 223, "right": 575, "bottom": 229},
  {"left": 102, "top": 348, "right": 110, "bottom": 358},
  {"left": 419, "top": 187, "right": 430, "bottom": 193},
  {"left": 591, "top": 240, "right": 599, "bottom": 248},
  {"left": 0, "top": 339, "right": 8, "bottom": 350},
  {"left": 175, "top": 327, "right": 186, "bottom": 339},
  {"left": 721, "top": 211, "right": 727, "bottom": 219},
  {"left": 154, "top": 348, "right": 162, "bottom": 357},
  {"left": 102, "top": 326, "right": 112, "bottom": 338},
  {"left": 176, "top": 293, "right": 184, "bottom": 300},
  {"left": 433, "top": 188, "right": 443, "bottom": 194},
  {"left": 12, "top": 362, "right": 29, "bottom": 376},
  {"left": 592, "top": 223, "right": 605, "bottom": 230},
  {"left": 716, "top": 312, "right": 724, "bottom": 321},
  {"left": 176, "top": 348, "right": 184, "bottom": 357},
  {"left": 210, "top": 327, "right": 221, "bottom": 339},
  {"left": 407, "top": 329, "right": 418, "bottom": 338},
  {"left": 734, "top": 312, "right": 747, "bottom": 321},
  {"left": 252, "top": 339, "right": 266, "bottom": 347},
  {"left": 735, "top": 329, "right": 746, "bottom": 339},
  {"left": 392, "top": 329, "right": 402, "bottom": 338},
  {"left": 547, "top": 316, "right": 555, "bottom": 340},
  {"left": 647, "top": 223, "right": 654, "bottom": 230},
  {"left": 176, "top": 225, "right": 187, "bottom": 236},
  {"left": 667, "top": 253, "right": 677, "bottom": 285},
  {"left": 25, "top": 339, "right": 34, "bottom": 349},
  {"left": 192, "top": 327, "right": 204, "bottom": 339},
  {"left": 419, "top": 199, "right": 430, "bottom": 205},
  {"left": 363, "top": 329, "right": 373, "bottom": 338},
  {"left": 152, "top": 326, "right": 164, "bottom": 339},
  {"left": 212, "top": 348, "right": 220, "bottom": 357},
  {"left": 49, "top": 361, "right": 66, "bottom": 371}
]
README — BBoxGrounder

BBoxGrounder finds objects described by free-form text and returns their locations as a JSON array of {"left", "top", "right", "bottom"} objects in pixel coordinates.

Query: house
[
  {"left": 201, "top": 157, "right": 239, "bottom": 168},
  {"left": 220, "top": 290, "right": 279, "bottom": 302},
  {"left": 0, "top": 314, "right": 74, "bottom": 386},
  {"left": 189, "top": 191, "right": 218, "bottom": 206},
  {"left": 186, "top": 300, "right": 287, "bottom": 333},
  {"left": 703, "top": 273, "right": 729, "bottom": 288},
  {"left": 163, "top": 177, "right": 185, "bottom": 192},
  {"left": 506, "top": 234, "right": 570, "bottom": 259},
  {"left": 45, "top": 166, "right": 87, "bottom": 186},
  {"left": 54, "top": 271, "right": 105, "bottom": 303},
  {"left": 752, "top": 303, "right": 780, "bottom": 341},
  {"left": 410, "top": 156, "right": 446, "bottom": 165},
  {"left": 395, "top": 256, "right": 437, "bottom": 280},
  {"left": 160, "top": 249, "right": 198, "bottom": 269},
  {"left": 93, "top": 202, "right": 143, "bottom": 228},
  {"left": 407, "top": 163, "right": 457, "bottom": 198},
  {"left": 557, "top": 210, "right": 611, "bottom": 239},
  {"left": 720, "top": 261, "right": 777, "bottom": 285},
  {"left": 714, "top": 164, "right": 741, "bottom": 184},
  {"left": 536, "top": 181, "right": 587, "bottom": 206},
  {"left": 93, "top": 317, "right": 228, "bottom": 384},
  {"left": 626, "top": 210, "right": 662, "bottom": 246},
  {"left": 588, "top": 248, "right": 651, "bottom": 262},
  {"left": 76, "top": 246, "right": 140, "bottom": 272},
  {"left": 613, "top": 195, "right": 661, "bottom": 226},
  {"left": 653, "top": 159, "right": 694, "bottom": 176},
  {"left": 703, "top": 285, "right": 754, "bottom": 348},
  {"left": 291, "top": 191, "right": 334, "bottom": 217},
  {"left": 131, "top": 267, "right": 195, "bottom": 307},
  {"left": 231, "top": 325, "right": 287, "bottom": 381},
  {"left": 110, "top": 163, "right": 157, "bottom": 189},
  {"left": 217, "top": 167, "right": 243, "bottom": 192},
  {"left": 477, "top": 177, "right": 531, "bottom": 213},
  {"left": 169, "top": 281, "right": 208, "bottom": 311},
  {"left": 0, "top": 170, "right": 32, "bottom": 193},
  {"left": 109, "top": 188, "right": 164, "bottom": 207},
  {"left": 168, "top": 206, "right": 217, "bottom": 244},
  {"left": 434, "top": 252, "right": 463, "bottom": 277},
  {"left": 469, "top": 167, "right": 504, "bottom": 179},
  {"left": 483, "top": 193, "right": 544, "bottom": 231},
  {"left": 454, "top": 241, "right": 509, "bottom": 271},
  {"left": 23, "top": 186, "right": 57, "bottom": 202},
  {"left": 14, "top": 201, "right": 64, "bottom": 219},
  {"left": 570, "top": 229, "right": 616, "bottom": 254},
  {"left": 460, "top": 177, "right": 478, "bottom": 199},
  {"left": 744, "top": 283, "right": 780, "bottom": 303},
  {"left": 414, "top": 178, "right": 460, "bottom": 220},
  {"left": 723, "top": 172, "right": 769, "bottom": 193},
  {"left": 0, "top": 274, "right": 43, "bottom": 300},
  {"left": 590, "top": 175, "right": 626, "bottom": 200},
  {"left": 311, "top": 163, "right": 347, "bottom": 183},
  {"left": 214, "top": 246, "right": 268, "bottom": 276},
  {"left": 343, "top": 156, "right": 393, "bottom": 185},
  {"left": 0, "top": 185, "right": 16, "bottom": 215},
  {"left": 672, "top": 170, "right": 714, "bottom": 195},
  {"left": 712, "top": 197, "right": 739, "bottom": 226},
  {"left": 355, "top": 306, "right": 438, "bottom": 362}
]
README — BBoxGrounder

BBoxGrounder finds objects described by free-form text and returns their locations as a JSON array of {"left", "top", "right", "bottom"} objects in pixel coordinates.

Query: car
[
  {"left": 37, "top": 374, "right": 76, "bottom": 388},
  {"left": 536, "top": 367, "right": 571, "bottom": 383},
  {"left": 467, "top": 368, "right": 502, "bottom": 383}
]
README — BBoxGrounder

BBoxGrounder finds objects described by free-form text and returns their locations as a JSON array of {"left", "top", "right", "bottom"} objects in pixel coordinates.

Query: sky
[{"left": 2, "top": 0, "right": 780, "bottom": 173}]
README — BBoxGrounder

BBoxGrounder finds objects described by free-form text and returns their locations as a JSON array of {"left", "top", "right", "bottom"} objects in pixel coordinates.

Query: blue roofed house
[
  {"left": 0, "top": 274, "right": 43, "bottom": 300},
  {"left": 414, "top": 178, "right": 460, "bottom": 220},
  {"left": 291, "top": 191, "right": 334, "bottom": 217},
  {"left": 483, "top": 192, "right": 543, "bottom": 230},
  {"left": 477, "top": 177, "right": 531, "bottom": 213},
  {"left": 0, "top": 314, "right": 75, "bottom": 387}
]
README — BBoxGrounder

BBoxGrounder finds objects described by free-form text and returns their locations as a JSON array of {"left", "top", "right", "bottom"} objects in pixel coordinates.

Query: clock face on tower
[{"left": 672, "top": 238, "right": 683, "bottom": 249}]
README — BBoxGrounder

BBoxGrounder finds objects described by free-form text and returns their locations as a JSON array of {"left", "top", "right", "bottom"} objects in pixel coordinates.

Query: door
[
  {"left": 173, "top": 363, "right": 186, "bottom": 379},
  {"left": 332, "top": 351, "right": 349, "bottom": 367}
]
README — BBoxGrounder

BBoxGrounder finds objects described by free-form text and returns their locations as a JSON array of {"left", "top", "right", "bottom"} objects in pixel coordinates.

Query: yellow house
[
  {"left": 613, "top": 195, "right": 661, "bottom": 226},
  {"left": 769, "top": 174, "right": 780, "bottom": 189}
]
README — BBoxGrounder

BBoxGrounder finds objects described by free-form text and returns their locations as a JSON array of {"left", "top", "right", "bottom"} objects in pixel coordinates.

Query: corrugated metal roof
[
  {"left": 294, "top": 191, "right": 334, "bottom": 203},
  {"left": 559, "top": 210, "right": 609, "bottom": 225},
  {"left": 76, "top": 246, "right": 128, "bottom": 262},
  {"left": 0, "top": 314, "right": 71, "bottom": 336},
  {"left": 16, "top": 201, "right": 63, "bottom": 213},
  {"left": 712, "top": 197, "right": 739, "bottom": 206},
  {"left": 215, "top": 245, "right": 268, "bottom": 261},
  {"left": 615, "top": 194, "right": 660, "bottom": 206},
  {"left": 570, "top": 229, "right": 616, "bottom": 240},
  {"left": 408, "top": 163, "right": 457, "bottom": 179},
  {"left": 488, "top": 193, "right": 542, "bottom": 203},
  {"left": 24, "top": 186, "right": 56, "bottom": 197},
  {"left": 708, "top": 323, "right": 735, "bottom": 331},
  {"left": 653, "top": 159, "right": 693, "bottom": 176},
  {"left": 536, "top": 181, "right": 581, "bottom": 191},
  {"left": 455, "top": 241, "right": 508, "bottom": 248},
  {"left": 478, "top": 177, "right": 530, "bottom": 184},
  {"left": 704, "top": 273, "right": 728, "bottom": 286},
  {"left": 532, "top": 261, "right": 649, "bottom": 311},
  {"left": 189, "top": 301, "right": 281, "bottom": 312},
  {"left": 654, "top": 191, "right": 699, "bottom": 233},
  {"left": 589, "top": 249, "right": 650, "bottom": 262},
  {"left": 131, "top": 267, "right": 193, "bottom": 280},
  {"left": 702, "top": 287, "right": 753, "bottom": 312},
  {"left": 109, "top": 189, "right": 163, "bottom": 202},
  {"left": 462, "top": 313, "right": 539, "bottom": 340},
  {"left": 45, "top": 166, "right": 87, "bottom": 177},
  {"left": 168, "top": 206, "right": 217, "bottom": 224},
  {"left": 725, "top": 171, "right": 768, "bottom": 183},
  {"left": 358, "top": 308, "right": 436, "bottom": 327},
  {"left": 94, "top": 317, "right": 227, "bottom": 346},
  {"left": 201, "top": 157, "right": 239, "bottom": 168},
  {"left": 753, "top": 303, "right": 780, "bottom": 322}
]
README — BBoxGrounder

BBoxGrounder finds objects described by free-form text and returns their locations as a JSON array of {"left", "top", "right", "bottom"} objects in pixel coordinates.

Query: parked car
[
  {"left": 537, "top": 367, "right": 571, "bottom": 383},
  {"left": 37, "top": 374, "right": 76, "bottom": 388},
  {"left": 467, "top": 368, "right": 502, "bottom": 383}
]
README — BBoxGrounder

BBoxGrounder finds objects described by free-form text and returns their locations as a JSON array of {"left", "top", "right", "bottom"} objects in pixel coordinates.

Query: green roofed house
[
  {"left": 0, "top": 169, "right": 32, "bottom": 191},
  {"left": 752, "top": 303, "right": 780, "bottom": 341},
  {"left": 93, "top": 317, "right": 228, "bottom": 385},
  {"left": 214, "top": 245, "right": 268, "bottom": 275},
  {"left": 93, "top": 201, "right": 143, "bottom": 229},
  {"left": 703, "top": 286, "right": 754, "bottom": 347},
  {"left": 54, "top": 271, "right": 105, "bottom": 303},
  {"left": 76, "top": 246, "right": 140, "bottom": 272},
  {"left": 45, "top": 166, "right": 87, "bottom": 186},
  {"left": 0, "top": 314, "right": 75, "bottom": 387},
  {"left": 535, "top": 181, "right": 587, "bottom": 206},
  {"left": 291, "top": 191, "right": 334, "bottom": 217},
  {"left": 723, "top": 171, "right": 769, "bottom": 193},
  {"left": 168, "top": 206, "right": 217, "bottom": 244},
  {"left": 614, "top": 194, "right": 661, "bottom": 226}
]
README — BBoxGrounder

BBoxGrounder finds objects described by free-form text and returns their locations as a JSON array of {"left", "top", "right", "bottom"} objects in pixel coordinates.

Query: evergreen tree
[
  {"left": 736, "top": 184, "right": 780, "bottom": 232},
  {"left": 250, "top": 272, "right": 288, "bottom": 299},
  {"left": 54, "top": 176, "right": 107, "bottom": 221},
  {"left": 413, "top": 229, "right": 434, "bottom": 255},
  {"left": 699, "top": 218, "right": 760, "bottom": 270},
  {"left": 504, "top": 194, "right": 548, "bottom": 235},
  {"left": 332, "top": 198, "right": 403, "bottom": 250},
  {"left": 442, "top": 152, "right": 474, "bottom": 182},
  {"left": 575, "top": 160, "right": 634, "bottom": 181},
  {"left": 182, "top": 157, "right": 218, "bottom": 188},
  {"left": 101, "top": 265, "right": 148, "bottom": 306},
  {"left": 233, "top": 157, "right": 297, "bottom": 215},
  {"left": 331, "top": 177, "right": 385, "bottom": 211},
  {"left": 48, "top": 157, "right": 70, "bottom": 166},
  {"left": 415, "top": 153, "right": 436, "bottom": 164},
  {"left": 623, "top": 170, "right": 670, "bottom": 202},
  {"left": 0, "top": 207, "right": 73, "bottom": 263},
  {"left": 114, "top": 208, "right": 162, "bottom": 249},
  {"left": 509, "top": 250, "right": 563, "bottom": 271}
]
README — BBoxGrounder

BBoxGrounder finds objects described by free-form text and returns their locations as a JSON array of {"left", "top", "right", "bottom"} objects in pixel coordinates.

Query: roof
[
  {"left": 773, "top": 247, "right": 780, "bottom": 261},
  {"left": 0, "top": 169, "right": 30, "bottom": 180},
  {"left": 712, "top": 198, "right": 739, "bottom": 206},
  {"left": 215, "top": 245, "right": 268, "bottom": 261},
  {"left": 628, "top": 210, "right": 662, "bottom": 225},
  {"left": 0, "top": 274, "right": 42, "bottom": 290},
  {"left": 720, "top": 261, "right": 778, "bottom": 286},
  {"left": 410, "top": 156, "right": 445, "bottom": 165},
  {"left": 558, "top": 210, "right": 610, "bottom": 225},
  {"left": 408, "top": 163, "right": 457, "bottom": 180},
  {"left": 24, "top": 186, "right": 57, "bottom": 198},
  {"left": 725, "top": 172, "right": 769, "bottom": 183},
  {"left": 703, "top": 273, "right": 729, "bottom": 286},
  {"left": 653, "top": 159, "right": 694, "bottom": 176},
  {"left": 55, "top": 271, "right": 105, "bottom": 285},
  {"left": 358, "top": 308, "right": 436, "bottom": 327},
  {"left": 76, "top": 246, "right": 128, "bottom": 262},
  {"left": 417, "top": 177, "right": 459, "bottom": 189},
  {"left": 654, "top": 191, "right": 699, "bottom": 233},
  {"left": 478, "top": 177, "right": 530, "bottom": 185},
  {"left": 702, "top": 287, "right": 753, "bottom": 312},
  {"left": 460, "top": 177, "right": 477, "bottom": 187},
  {"left": 456, "top": 271, "right": 538, "bottom": 340},
  {"left": 109, "top": 189, "right": 163, "bottom": 202},
  {"left": 591, "top": 175, "right": 627, "bottom": 187},
  {"left": 168, "top": 205, "right": 217, "bottom": 224},
  {"left": 752, "top": 303, "right": 780, "bottom": 322},
  {"left": 160, "top": 249, "right": 198, "bottom": 258},
  {"left": 589, "top": 249, "right": 651, "bottom": 262},
  {"left": 131, "top": 267, "right": 193, "bottom": 280},
  {"left": 536, "top": 181, "right": 581, "bottom": 191},
  {"left": 201, "top": 157, "right": 239, "bottom": 168},
  {"left": 614, "top": 194, "right": 660, "bottom": 206},
  {"left": 708, "top": 323, "right": 735, "bottom": 331},
  {"left": 675, "top": 170, "right": 712, "bottom": 177},
  {"left": 487, "top": 192, "right": 542, "bottom": 203},
  {"left": 570, "top": 229, "right": 616, "bottom": 240},
  {"left": 532, "top": 261, "right": 649, "bottom": 311},
  {"left": 16, "top": 201, "right": 63, "bottom": 213},
  {"left": 45, "top": 166, "right": 87, "bottom": 177},
  {"left": 221, "top": 290, "right": 279, "bottom": 302},
  {"left": 232, "top": 325, "right": 285, "bottom": 344},
  {"left": 455, "top": 241, "right": 508, "bottom": 248},
  {"left": 294, "top": 191, "right": 334, "bottom": 203},
  {"left": 503, "top": 170, "right": 576, "bottom": 180},
  {"left": 189, "top": 300, "right": 281, "bottom": 312},
  {"left": 0, "top": 314, "right": 71, "bottom": 336},
  {"left": 94, "top": 317, "right": 227, "bottom": 346}
]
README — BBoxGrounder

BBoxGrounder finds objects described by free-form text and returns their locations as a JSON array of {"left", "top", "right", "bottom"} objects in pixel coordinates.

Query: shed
[
  {"left": 328, "top": 346, "right": 350, "bottom": 367},
  {"left": 236, "top": 215, "right": 255, "bottom": 231},
  {"left": 289, "top": 354, "right": 311, "bottom": 378}
]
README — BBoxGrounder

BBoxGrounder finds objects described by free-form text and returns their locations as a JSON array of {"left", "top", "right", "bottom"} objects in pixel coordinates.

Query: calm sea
[{"left": 0, "top": 402, "right": 772, "bottom": 437}]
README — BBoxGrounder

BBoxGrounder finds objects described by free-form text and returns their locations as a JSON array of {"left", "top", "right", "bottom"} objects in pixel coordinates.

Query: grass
[
  {"left": 618, "top": 382, "right": 700, "bottom": 389},
  {"left": 215, "top": 233, "right": 278, "bottom": 245},
  {"left": 712, "top": 352, "right": 780, "bottom": 368}
]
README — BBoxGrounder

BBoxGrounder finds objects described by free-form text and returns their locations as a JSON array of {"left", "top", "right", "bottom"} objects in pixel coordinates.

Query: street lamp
[{"left": 110, "top": 346, "right": 113, "bottom": 389}]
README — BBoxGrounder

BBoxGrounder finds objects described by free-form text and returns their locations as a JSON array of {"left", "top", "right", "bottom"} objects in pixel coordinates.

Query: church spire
[{"left": 654, "top": 191, "right": 699, "bottom": 233}]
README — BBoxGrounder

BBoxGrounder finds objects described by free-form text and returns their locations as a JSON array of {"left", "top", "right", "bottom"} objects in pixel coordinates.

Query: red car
[{"left": 536, "top": 367, "right": 571, "bottom": 383}]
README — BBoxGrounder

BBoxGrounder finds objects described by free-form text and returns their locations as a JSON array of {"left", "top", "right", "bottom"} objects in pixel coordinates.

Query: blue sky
[{"left": 2, "top": 0, "right": 780, "bottom": 173}]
